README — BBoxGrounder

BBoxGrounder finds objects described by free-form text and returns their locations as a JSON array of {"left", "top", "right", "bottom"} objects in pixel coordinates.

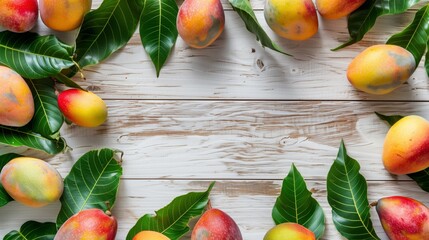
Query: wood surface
[{"left": 0, "top": 0, "right": 428, "bottom": 240}]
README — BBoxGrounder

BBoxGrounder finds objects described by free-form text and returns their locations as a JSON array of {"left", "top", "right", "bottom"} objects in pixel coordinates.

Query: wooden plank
[{"left": 0, "top": 180, "right": 426, "bottom": 240}]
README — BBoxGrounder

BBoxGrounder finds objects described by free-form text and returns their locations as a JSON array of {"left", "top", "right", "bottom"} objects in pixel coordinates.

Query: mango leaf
[
  {"left": 3, "top": 221, "right": 56, "bottom": 240},
  {"left": 53, "top": 73, "right": 84, "bottom": 90},
  {"left": 0, "top": 153, "right": 20, "bottom": 208},
  {"left": 272, "top": 164, "right": 325, "bottom": 239},
  {"left": 327, "top": 141, "right": 380, "bottom": 240},
  {"left": 387, "top": 4, "right": 429, "bottom": 65},
  {"left": 0, "top": 31, "right": 75, "bottom": 79},
  {"left": 228, "top": 0, "right": 289, "bottom": 55},
  {"left": 334, "top": 0, "right": 420, "bottom": 50},
  {"left": 126, "top": 182, "right": 215, "bottom": 240},
  {"left": 140, "top": 0, "right": 178, "bottom": 77},
  {"left": 375, "top": 112, "right": 429, "bottom": 193},
  {"left": 26, "top": 79, "right": 64, "bottom": 139},
  {"left": 56, "top": 148, "right": 123, "bottom": 229},
  {"left": 74, "top": 0, "right": 142, "bottom": 68}
]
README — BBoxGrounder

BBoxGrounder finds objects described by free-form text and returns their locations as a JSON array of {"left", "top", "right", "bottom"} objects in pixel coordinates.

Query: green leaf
[
  {"left": 327, "top": 141, "right": 380, "bottom": 240},
  {"left": 140, "top": 0, "right": 178, "bottom": 77},
  {"left": 56, "top": 148, "right": 123, "bottom": 229},
  {"left": 26, "top": 79, "right": 64, "bottom": 139},
  {"left": 53, "top": 73, "right": 84, "bottom": 90},
  {"left": 74, "top": 0, "right": 142, "bottom": 68},
  {"left": 334, "top": 0, "right": 420, "bottom": 50},
  {"left": 228, "top": 0, "right": 290, "bottom": 55},
  {"left": 3, "top": 221, "right": 56, "bottom": 240},
  {"left": 375, "top": 112, "right": 429, "bottom": 193},
  {"left": 272, "top": 164, "right": 325, "bottom": 239},
  {"left": 387, "top": 4, "right": 429, "bottom": 65},
  {"left": 126, "top": 182, "right": 215, "bottom": 240},
  {"left": 0, "top": 31, "right": 75, "bottom": 79},
  {"left": 0, "top": 153, "right": 20, "bottom": 208}
]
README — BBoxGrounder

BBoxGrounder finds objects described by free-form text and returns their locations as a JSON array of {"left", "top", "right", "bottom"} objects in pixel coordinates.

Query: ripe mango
[
  {"left": 0, "top": 0, "right": 38, "bottom": 32},
  {"left": 55, "top": 208, "right": 117, "bottom": 240},
  {"left": 0, "top": 66, "right": 34, "bottom": 127},
  {"left": 191, "top": 208, "right": 243, "bottom": 240},
  {"left": 0, "top": 157, "right": 63, "bottom": 207},
  {"left": 264, "top": 0, "right": 318, "bottom": 41},
  {"left": 383, "top": 115, "right": 429, "bottom": 175},
  {"left": 177, "top": 0, "right": 225, "bottom": 48},
  {"left": 58, "top": 89, "right": 107, "bottom": 127},
  {"left": 263, "top": 223, "right": 316, "bottom": 240},
  {"left": 133, "top": 231, "right": 170, "bottom": 240},
  {"left": 347, "top": 44, "right": 416, "bottom": 95},
  {"left": 39, "top": 0, "right": 92, "bottom": 31},
  {"left": 376, "top": 196, "right": 429, "bottom": 240},
  {"left": 316, "top": 0, "right": 366, "bottom": 19}
]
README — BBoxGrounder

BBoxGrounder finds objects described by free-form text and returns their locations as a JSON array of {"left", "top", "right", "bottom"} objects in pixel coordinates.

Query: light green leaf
[
  {"left": 387, "top": 4, "right": 429, "bottom": 65},
  {"left": 56, "top": 148, "right": 123, "bottom": 229},
  {"left": 0, "top": 153, "right": 20, "bottom": 208},
  {"left": 74, "top": 0, "right": 142, "bottom": 68},
  {"left": 228, "top": 0, "right": 289, "bottom": 55},
  {"left": 126, "top": 182, "right": 215, "bottom": 240},
  {"left": 140, "top": 0, "right": 178, "bottom": 77},
  {"left": 3, "top": 221, "right": 56, "bottom": 240},
  {"left": 334, "top": 0, "right": 420, "bottom": 50},
  {"left": 0, "top": 31, "right": 75, "bottom": 79},
  {"left": 327, "top": 141, "right": 380, "bottom": 240},
  {"left": 26, "top": 79, "right": 64, "bottom": 139}
]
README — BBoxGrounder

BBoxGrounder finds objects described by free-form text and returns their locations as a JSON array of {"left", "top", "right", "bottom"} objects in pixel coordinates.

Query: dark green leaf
[
  {"left": 0, "top": 126, "right": 67, "bottom": 154},
  {"left": 327, "top": 141, "right": 380, "bottom": 240},
  {"left": 53, "top": 73, "right": 84, "bottom": 90},
  {"left": 74, "top": 0, "right": 142, "bottom": 68},
  {"left": 272, "top": 164, "right": 325, "bottom": 239},
  {"left": 387, "top": 4, "right": 429, "bottom": 65},
  {"left": 375, "top": 112, "right": 404, "bottom": 126},
  {"left": 334, "top": 0, "right": 420, "bottom": 50},
  {"left": 56, "top": 149, "right": 123, "bottom": 229},
  {"left": 228, "top": 0, "right": 290, "bottom": 55},
  {"left": 140, "top": 0, "right": 178, "bottom": 77},
  {"left": 3, "top": 221, "right": 56, "bottom": 240},
  {"left": 126, "top": 182, "right": 215, "bottom": 240},
  {"left": 0, "top": 31, "right": 75, "bottom": 79},
  {"left": 0, "top": 153, "right": 20, "bottom": 207},
  {"left": 26, "top": 79, "right": 64, "bottom": 139}
]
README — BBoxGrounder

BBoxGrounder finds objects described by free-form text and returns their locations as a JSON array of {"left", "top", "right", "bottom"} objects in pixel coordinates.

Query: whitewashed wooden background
[{"left": 1, "top": 1, "right": 429, "bottom": 239}]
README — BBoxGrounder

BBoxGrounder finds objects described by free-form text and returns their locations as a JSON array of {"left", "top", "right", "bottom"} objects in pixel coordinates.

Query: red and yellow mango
[
  {"left": 191, "top": 208, "right": 243, "bottom": 240},
  {"left": 316, "top": 0, "right": 366, "bottom": 19},
  {"left": 39, "top": 0, "right": 92, "bottom": 31},
  {"left": 263, "top": 223, "right": 316, "bottom": 240},
  {"left": 0, "top": 0, "right": 38, "bottom": 32},
  {"left": 133, "top": 231, "right": 170, "bottom": 240}
]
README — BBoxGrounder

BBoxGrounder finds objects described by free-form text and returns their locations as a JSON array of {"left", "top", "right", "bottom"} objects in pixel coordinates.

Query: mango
[
  {"left": 133, "top": 231, "right": 170, "bottom": 240},
  {"left": 58, "top": 89, "right": 107, "bottom": 128},
  {"left": 376, "top": 196, "right": 429, "bottom": 240},
  {"left": 263, "top": 223, "right": 315, "bottom": 240},
  {"left": 0, "top": 66, "right": 34, "bottom": 127},
  {"left": 316, "top": 0, "right": 366, "bottom": 19},
  {"left": 347, "top": 44, "right": 416, "bottom": 95},
  {"left": 55, "top": 208, "right": 117, "bottom": 240},
  {"left": 0, "top": 157, "right": 63, "bottom": 207},
  {"left": 191, "top": 208, "right": 243, "bottom": 240},
  {"left": 264, "top": 0, "right": 318, "bottom": 41},
  {"left": 0, "top": 0, "right": 38, "bottom": 32},
  {"left": 39, "top": 0, "right": 92, "bottom": 31},
  {"left": 177, "top": 0, "right": 225, "bottom": 48},
  {"left": 383, "top": 115, "right": 429, "bottom": 175}
]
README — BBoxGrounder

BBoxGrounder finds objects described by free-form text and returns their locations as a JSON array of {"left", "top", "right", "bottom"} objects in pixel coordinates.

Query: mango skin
[
  {"left": 0, "top": 0, "right": 38, "bottom": 32},
  {"left": 133, "top": 231, "right": 170, "bottom": 240},
  {"left": 382, "top": 115, "right": 429, "bottom": 175},
  {"left": 191, "top": 208, "right": 243, "bottom": 240},
  {"left": 376, "top": 196, "right": 429, "bottom": 240},
  {"left": 177, "top": 0, "right": 225, "bottom": 48},
  {"left": 0, "top": 66, "right": 34, "bottom": 127},
  {"left": 347, "top": 44, "right": 416, "bottom": 95},
  {"left": 55, "top": 209, "right": 117, "bottom": 240},
  {"left": 263, "top": 223, "right": 316, "bottom": 240},
  {"left": 58, "top": 89, "right": 107, "bottom": 128},
  {"left": 316, "top": 0, "right": 366, "bottom": 19},
  {"left": 39, "top": 0, "right": 92, "bottom": 31},
  {"left": 0, "top": 157, "right": 63, "bottom": 207},
  {"left": 264, "top": 0, "right": 318, "bottom": 41}
]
